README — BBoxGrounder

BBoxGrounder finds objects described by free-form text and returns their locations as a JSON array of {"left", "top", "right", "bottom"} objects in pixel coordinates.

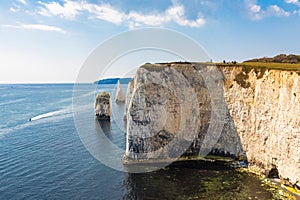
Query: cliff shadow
[
  {"left": 206, "top": 102, "right": 248, "bottom": 165},
  {"left": 95, "top": 118, "right": 126, "bottom": 150},
  {"left": 96, "top": 119, "right": 111, "bottom": 135}
]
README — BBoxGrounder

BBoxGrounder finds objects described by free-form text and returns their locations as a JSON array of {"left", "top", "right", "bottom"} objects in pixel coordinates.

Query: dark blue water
[
  {"left": 0, "top": 84, "right": 127, "bottom": 199},
  {"left": 0, "top": 84, "right": 277, "bottom": 199}
]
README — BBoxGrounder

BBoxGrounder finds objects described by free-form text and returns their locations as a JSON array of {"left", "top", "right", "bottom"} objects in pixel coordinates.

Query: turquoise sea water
[{"left": 0, "top": 84, "right": 277, "bottom": 199}]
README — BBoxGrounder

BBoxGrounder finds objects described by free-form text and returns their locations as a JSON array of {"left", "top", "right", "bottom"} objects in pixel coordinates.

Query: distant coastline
[
  {"left": 244, "top": 54, "right": 300, "bottom": 64},
  {"left": 94, "top": 78, "right": 132, "bottom": 84}
]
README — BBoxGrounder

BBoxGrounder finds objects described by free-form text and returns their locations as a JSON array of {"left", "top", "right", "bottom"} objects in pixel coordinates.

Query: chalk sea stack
[
  {"left": 124, "top": 63, "right": 244, "bottom": 162},
  {"left": 115, "top": 80, "right": 125, "bottom": 103},
  {"left": 95, "top": 92, "right": 112, "bottom": 120}
]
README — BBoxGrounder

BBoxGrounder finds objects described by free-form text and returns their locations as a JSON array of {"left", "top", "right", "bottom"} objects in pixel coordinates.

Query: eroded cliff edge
[
  {"left": 223, "top": 66, "right": 300, "bottom": 187},
  {"left": 124, "top": 62, "right": 300, "bottom": 187}
]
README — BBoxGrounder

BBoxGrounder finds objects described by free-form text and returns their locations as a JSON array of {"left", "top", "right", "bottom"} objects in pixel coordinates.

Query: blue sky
[{"left": 0, "top": 0, "right": 300, "bottom": 83}]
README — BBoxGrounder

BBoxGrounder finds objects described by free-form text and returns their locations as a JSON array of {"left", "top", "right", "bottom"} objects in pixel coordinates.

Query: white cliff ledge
[{"left": 123, "top": 62, "right": 300, "bottom": 188}]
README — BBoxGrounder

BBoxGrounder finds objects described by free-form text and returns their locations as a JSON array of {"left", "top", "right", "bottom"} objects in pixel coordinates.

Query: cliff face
[
  {"left": 124, "top": 63, "right": 244, "bottom": 161},
  {"left": 124, "top": 80, "right": 134, "bottom": 120},
  {"left": 223, "top": 67, "right": 300, "bottom": 186},
  {"left": 124, "top": 63, "right": 300, "bottom": 186}
]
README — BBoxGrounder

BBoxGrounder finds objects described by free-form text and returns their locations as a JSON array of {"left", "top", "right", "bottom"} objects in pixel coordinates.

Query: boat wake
[
  {"left": 30, "top": 109, "right": 71, "bottom": 121},
  {"left": 0, "top": 108, "right": 73, "bottom": 137}
]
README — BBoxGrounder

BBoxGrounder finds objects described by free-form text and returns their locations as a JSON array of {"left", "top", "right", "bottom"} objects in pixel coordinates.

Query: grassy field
[
  {"left": 148, "top": 61, "right": 300, "bottom": 74},
  {"left": 215, "top": 62, "right": 300, "bottom": 72}
]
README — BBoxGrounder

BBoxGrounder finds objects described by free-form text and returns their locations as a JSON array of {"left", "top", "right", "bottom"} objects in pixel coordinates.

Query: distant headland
[
  {"left": 94, "top": 54, "right": 300, "bottom": 85},
  {"left": 244, "top": 54, "right": 300, "bottom": 64},
  {"left": 94, "top": 78, "right": 132, "bottom": 84}
]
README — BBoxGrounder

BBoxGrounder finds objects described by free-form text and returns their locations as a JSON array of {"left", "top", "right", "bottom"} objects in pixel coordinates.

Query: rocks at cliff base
[
  {"left": 95, "top": 92, "right": 112, "bottom": 120},
  {"left": 115, "top": 80, "right": 125, "bottom": 103}
]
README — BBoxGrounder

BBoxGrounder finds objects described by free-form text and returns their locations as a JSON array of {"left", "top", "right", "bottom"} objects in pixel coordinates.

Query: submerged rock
[
  {"left": 115, "top": 80, "right": 125, "bottom": 103},
  {"left": 95, "top": 92, "right": 112, "bottom": 120}
]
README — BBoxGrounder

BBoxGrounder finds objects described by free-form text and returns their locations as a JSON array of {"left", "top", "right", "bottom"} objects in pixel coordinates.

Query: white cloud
[
  {"left": 166, "top": 4, "right": 205, "bottom": 27},
  {"left": 286, "top": 0, "right": 297, "bottom": 2},
  {"left": 249, "top": 4, "right": 261, "bottom": 13},
  {"left": 37, "top": 0, "right": 205, "bottom": 28},
  {"left": 245, "top": 0, "right": 290, "bottom": 20},
  {"left": 128, "top": 12, "right": 166, "bottom": 26},
  {"left": 10, "top": 7, "right": 18, "bottom": 13},
  {"left": 285, "top": 0, "right": 300, "bottom": 6},
  {"left": 83, "top": 3, "right": 125, "bottom": 24},
  {"left": 2, "top": 24, "right": 66, "bottom": 34},
  {"left": 266, "top": 5, "right": 290, "bottom": 17},
  {"left": 9, "top": 3, "right": 21, "bottom": 13},
  {"left": 17, "top": 0, "right": 27, "bottom": 5},
  {"left": 285, "top": 0, "right": 300, "bottom": 15},
  {"left": 37, "top": 0, "right": 82, "bottom": 20}
]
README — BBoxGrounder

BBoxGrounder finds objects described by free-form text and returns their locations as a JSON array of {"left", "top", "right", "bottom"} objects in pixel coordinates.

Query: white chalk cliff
[
  {"left": 124, "top": 79, "right": 134, "bottom": 120},
  {"left": 124, "top": 63, "right": 244, "bottom": 161},
  {"left": 223, "top": 66, "right": 300, "bottom": 187},
  {"left": 124, "top": 62, "right": 300, "bottom": 188}
]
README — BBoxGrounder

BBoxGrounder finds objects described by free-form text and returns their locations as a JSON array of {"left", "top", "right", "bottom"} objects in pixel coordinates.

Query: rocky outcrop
[
  {"left": 95, "top": 92, "right": 112, "bottom": 120},
  {"left": 223, "top": 67, "right": 300, "bottom": 187},
  {"left": 116, "top": 80, "right": 125, "bottom": 103},
  {"left": 124, "top": 63, "right": 244, "bottom": 162},
  {"left": 124, "top": 62, "right": 300, "bottom": 187}
]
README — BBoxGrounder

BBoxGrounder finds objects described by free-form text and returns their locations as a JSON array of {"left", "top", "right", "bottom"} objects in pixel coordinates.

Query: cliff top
[
  {"left": 216, "top": 62, "right": 300, "bottom": 73},
  {"left": 142, "top": 61, "right": 300, "bottom": 73}
]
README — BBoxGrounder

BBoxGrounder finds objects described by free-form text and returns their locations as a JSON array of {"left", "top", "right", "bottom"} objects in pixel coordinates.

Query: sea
[{"left": 0, "top": 84, "right": 279, "bottom": 199}]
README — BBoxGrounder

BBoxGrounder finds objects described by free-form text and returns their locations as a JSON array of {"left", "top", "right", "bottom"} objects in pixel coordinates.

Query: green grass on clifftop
[{"left": 216, "top": 62, "right": 300, "bottom": 72}]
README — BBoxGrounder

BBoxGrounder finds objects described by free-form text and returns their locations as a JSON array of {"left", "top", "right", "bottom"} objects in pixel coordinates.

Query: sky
[{"left": 0, "top": 0, "right": 300, "bottom": 83}]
